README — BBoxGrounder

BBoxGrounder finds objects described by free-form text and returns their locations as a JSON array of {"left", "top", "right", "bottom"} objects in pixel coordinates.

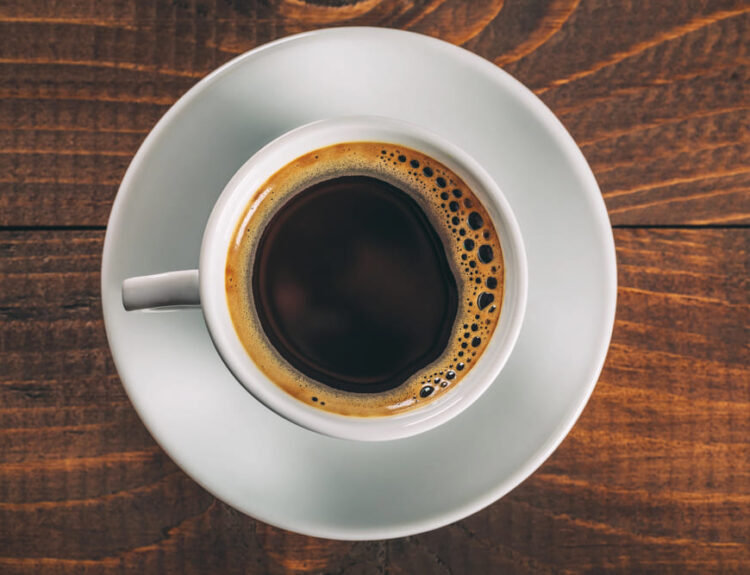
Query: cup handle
[{"left": 122, "top": 270, "right": 200, "bottom": 311}]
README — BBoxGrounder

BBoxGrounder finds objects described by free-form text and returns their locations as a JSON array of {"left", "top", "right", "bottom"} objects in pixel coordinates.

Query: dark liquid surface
[{"left": 252, "top": 176, "right": 458, "bottom": 393}]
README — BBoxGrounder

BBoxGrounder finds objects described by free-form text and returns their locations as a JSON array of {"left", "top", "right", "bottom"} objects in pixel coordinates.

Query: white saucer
[{"left": 102, "top": 28, "right": 616, "bottom": 540}]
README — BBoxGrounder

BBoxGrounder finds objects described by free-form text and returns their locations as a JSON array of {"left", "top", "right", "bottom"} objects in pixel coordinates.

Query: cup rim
[{"left": 200, "top": 115, "right": 528, "bottom": 441}]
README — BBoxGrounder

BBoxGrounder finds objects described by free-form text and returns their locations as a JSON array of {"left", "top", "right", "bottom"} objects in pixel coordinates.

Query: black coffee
[
  {"left": 226, "top": 142, "right": 504, "bottom": 417},
  {"left": 252, "top": 175, "right": 458, "bottom": 393}
]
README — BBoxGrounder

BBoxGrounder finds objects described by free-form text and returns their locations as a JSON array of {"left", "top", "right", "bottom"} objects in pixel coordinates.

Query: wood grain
[
  {"left": 1, "top": 0, "right": 748, "bottom": 573},
  {"left": 0, "top": 229, "right": 746, "bottom": 573},
  {"left": 0, "top": 0, "right": 747, "bottom": 226}
]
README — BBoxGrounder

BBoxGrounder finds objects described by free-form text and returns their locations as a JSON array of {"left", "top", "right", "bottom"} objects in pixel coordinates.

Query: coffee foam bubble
[{"left": 226, "top": 142, "right": 504, "bottom": 417}]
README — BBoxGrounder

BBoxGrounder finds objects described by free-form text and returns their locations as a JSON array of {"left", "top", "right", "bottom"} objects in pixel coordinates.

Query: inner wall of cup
[{"left": 226, "top": 141, "right": 507, "bottom": 416}]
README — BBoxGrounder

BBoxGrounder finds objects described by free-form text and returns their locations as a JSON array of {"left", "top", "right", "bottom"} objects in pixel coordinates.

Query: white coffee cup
[{"left": 122, "top": 116, "right": 527, "bottom": 441}]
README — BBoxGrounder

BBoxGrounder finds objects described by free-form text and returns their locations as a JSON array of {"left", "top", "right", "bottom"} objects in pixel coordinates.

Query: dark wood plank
[
  {"left": 0, "top": 228, "right": 746, "bottom": 573},
  {"left": 0, "top": 0, "right": 746, "bottom": 226}
]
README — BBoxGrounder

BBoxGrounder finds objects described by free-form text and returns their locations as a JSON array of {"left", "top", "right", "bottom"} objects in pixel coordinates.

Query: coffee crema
[{"left": 226, "top": 142, "right": 504, "bottom": 416}]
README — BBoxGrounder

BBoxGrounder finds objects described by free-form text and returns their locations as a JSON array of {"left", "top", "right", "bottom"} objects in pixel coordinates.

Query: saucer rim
[{"left": 102, "top": 27, "right": 617, "bottom": 540}]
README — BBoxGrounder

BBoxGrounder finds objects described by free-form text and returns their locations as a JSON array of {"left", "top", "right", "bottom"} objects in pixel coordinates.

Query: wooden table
[{"left": 1, "top": 1, "right": 747, "bottom": 573}]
